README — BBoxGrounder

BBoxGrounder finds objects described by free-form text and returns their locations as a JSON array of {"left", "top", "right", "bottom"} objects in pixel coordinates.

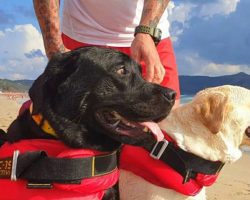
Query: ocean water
[
  {"left": 242, "top": 146, "right": 250, "bottom": 154},
  {"left": 180, "top": 95, "right": 194, "bottom": 104},
  {"left": 17, "top": 98, "right": 29, "bottom": 105}
]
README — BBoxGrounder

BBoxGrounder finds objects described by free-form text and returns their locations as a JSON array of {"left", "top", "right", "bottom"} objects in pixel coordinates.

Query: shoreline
[{"left": 0, "top": 92, "right": 28, "bottom": 100}]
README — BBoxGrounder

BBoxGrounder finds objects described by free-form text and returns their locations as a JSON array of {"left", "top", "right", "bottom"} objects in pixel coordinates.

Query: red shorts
[{"left": 62, "top": 33, "right": 180, "bottom": 99}]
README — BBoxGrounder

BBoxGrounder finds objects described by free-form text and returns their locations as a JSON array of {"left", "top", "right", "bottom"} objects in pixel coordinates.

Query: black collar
[
  {"left": 144, "top": 139, "right": 224, "bottom": 183},
  {"left": 0, "top": 150, "right": 118, "bottom": 187}
]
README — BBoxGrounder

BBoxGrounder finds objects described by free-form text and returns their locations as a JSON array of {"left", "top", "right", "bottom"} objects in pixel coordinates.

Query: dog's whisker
[
  {"left": 111, "top": 111, "right": 122, "bottom": 120},
  {"left": 72, "top": 114, "right": 83, "bottom": 123},
  {"left": 111, "top": 120, "right": 121, "bottom": 127}
]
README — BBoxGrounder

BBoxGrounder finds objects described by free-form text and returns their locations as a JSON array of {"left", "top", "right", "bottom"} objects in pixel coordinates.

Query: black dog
[{"left": 3, "top": 47, "right": 176, "bottom": 199}]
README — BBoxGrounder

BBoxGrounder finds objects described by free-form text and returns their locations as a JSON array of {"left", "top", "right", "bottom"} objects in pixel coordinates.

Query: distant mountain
[
  {"left": 0, "top": 72, "right": 249, "bottom": 94},
  {"left": 0, "top": 79, "right": 33, "bottom": 92},
  {"left": 180, "top": 72, "right": 250, "bottom": 95}
]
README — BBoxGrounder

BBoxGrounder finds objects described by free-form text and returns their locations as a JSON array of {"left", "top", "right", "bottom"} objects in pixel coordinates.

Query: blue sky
[{"left": 0, "top": 0, "right": 249, "bottom": 80}]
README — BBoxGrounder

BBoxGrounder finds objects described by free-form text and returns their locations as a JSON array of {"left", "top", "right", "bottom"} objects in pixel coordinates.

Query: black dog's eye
[{"left": 117, "top": 65, "right": 127, "bottom": 75}]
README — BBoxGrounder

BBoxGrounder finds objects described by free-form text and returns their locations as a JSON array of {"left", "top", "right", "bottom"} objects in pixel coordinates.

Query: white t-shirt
[{"left": 62, "top": 0, "right": 170, "bottom": 47}]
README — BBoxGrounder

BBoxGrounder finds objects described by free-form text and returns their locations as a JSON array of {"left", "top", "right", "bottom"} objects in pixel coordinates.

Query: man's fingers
[
  {"left": 130, "top": 35, "right": 165, "bottom": 84},
  {"left": 146, "top": 64, "right": 154, "bottom": 82},
  {"left": 145, "top": 61, "right": 165, "bottom": 83},
  {"left": 152, "top": 64, "right": 165, "bottom": 83},
  {"left": 131, "top": 49, "right": 141, "bottom": 64},
  {"left": 64, "top": 47, "right": 71, "bottom": 52}
]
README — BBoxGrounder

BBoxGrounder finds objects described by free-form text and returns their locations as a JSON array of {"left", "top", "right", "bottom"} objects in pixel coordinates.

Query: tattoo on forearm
[
  {"left": 33, "top": 0, "right": 64, "bottom": 59},
  {"left": 149, "top": 17, "right": 160, "bottom": 27},
  {"left": 140, "top": 0, "right": 170, "bottom": 27}
]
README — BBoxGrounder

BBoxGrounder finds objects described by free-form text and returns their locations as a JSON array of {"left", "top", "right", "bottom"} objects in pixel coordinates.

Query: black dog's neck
[
  {"left": 5, "top": 110, "right": 116, "bottom": 152},
  {"left": 32, "top": 111, "right": 122, "bottom": 152},
  {"left": 6, "top": 110, "right": 55, "bottom": 143}
]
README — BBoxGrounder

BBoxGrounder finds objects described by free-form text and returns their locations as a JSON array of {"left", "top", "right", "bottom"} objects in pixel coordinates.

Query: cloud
[
  {"left": 173, "top": 0, "right": 240, "bottom": 18},
  {"left": 169, "top": 0, "right": 241, "bottom": 41},
  {"left": 199, "top": 0, "right": 240, "bottom": 18},
  {"left": 176, "top": 51, "right": 250, "bottom": 76},
  {"left": 25, "top": 49, "right": 44, "bottom": 59},
  {"left": 169, "top": 3, "right": 196, "bottom": 25},
  {"left": 168, "top": 2, "right": 196, "bottom": 43},
  {"left": 169, "top": 0, "right": 250, "bottom": 75},
  {"left": 175, "top": 0, "right": 250, "bottom": 65},
  {"left": 0, "top": 24, "right": 47, "bottom": 80}
]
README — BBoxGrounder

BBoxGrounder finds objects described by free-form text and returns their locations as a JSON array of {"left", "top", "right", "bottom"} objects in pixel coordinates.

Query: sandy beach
[
  {"left": 0, "top": 94, "right": 249, "bottom": 199},
  {"left": 0, "top": 94, "right": 22, "bottom": 131}
]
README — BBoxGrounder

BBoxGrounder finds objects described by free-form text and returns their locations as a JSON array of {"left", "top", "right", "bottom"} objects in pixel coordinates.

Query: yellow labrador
[{"left": 120, "top": 85, "right": 250, "bottom": 200}]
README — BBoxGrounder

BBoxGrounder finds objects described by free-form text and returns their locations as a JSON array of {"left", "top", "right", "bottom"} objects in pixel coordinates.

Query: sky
[{"left": 0, "top": 0, "right": 249, "bottom": 80}]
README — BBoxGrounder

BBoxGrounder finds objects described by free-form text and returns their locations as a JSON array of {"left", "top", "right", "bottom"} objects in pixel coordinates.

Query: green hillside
[
  {"left": 0, "top": 72, "right": 249, "bottom": 94},
  {"left": 0, "top": 79, "right": 33, "bottom": 92}
]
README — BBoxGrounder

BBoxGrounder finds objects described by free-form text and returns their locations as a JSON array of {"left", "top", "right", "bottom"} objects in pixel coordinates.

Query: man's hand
[{"left": 131, "top": 33, "right": 165, "bottom": 84}]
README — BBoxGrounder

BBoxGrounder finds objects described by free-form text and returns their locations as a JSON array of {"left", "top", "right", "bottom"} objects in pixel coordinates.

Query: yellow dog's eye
[{"left": 117, "top": 66, "right": 126, "bottom": 75}]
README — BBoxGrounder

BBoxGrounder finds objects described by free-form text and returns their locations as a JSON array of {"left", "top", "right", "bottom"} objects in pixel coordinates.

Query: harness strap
[
  {"left": 0, "top": 150, "right": 117, "bottom": 183},
  {"left": 149, "top": 139, "right": 224, "bottom": 183}
]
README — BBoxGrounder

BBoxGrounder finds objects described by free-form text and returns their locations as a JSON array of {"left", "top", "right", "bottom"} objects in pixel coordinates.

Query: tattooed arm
[
  {"left": 33, "top": 0, "right": 66, "bottom": 59},
  {"left": 140, "top": 0, "right": 170, "bottom": 27},
  {"left": 131, "top": 0, "right": 170, "bottom": 83}
]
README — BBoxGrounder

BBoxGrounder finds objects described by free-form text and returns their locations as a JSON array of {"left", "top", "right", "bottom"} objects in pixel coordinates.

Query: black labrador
[{"left": 1, "top": 46, "right": 176, "bottom": 199}]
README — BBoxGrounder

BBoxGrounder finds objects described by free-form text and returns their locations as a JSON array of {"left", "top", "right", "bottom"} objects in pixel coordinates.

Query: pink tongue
[{"left": 140, "top": 122, "right": 164, "bottom": 141}]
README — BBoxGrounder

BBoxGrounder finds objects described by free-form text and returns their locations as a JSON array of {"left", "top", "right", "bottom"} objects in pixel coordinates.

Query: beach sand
[
  {"left": 206, "top": 153, "right": 250, "bottom": 200},
  {"left": 0, "top": 94, "right": 249, "bottom": 199},
  {"left": 0, "top": 94, "right": 21, "bottom": 131}
]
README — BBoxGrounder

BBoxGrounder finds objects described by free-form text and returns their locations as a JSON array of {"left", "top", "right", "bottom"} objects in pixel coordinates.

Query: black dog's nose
[{"left": 161, "top": 87, "right": 176, "bottom": 101}]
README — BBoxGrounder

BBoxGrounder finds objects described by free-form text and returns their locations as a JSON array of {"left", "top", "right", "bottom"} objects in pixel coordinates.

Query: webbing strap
[
  {"left": 0, "top": 150, "right": 117, "bottom": 183},
  {"left": 149, "top": 140, "right": 224, "bottom": 183}
]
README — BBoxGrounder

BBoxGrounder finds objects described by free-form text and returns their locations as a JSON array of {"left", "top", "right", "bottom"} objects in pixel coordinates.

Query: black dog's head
[{"left": 27, "top": 47, "right": 175, "bottom": 151}]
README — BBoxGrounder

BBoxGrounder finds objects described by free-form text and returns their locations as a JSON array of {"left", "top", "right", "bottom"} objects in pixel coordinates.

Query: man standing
[{"left": 33, "top": 0, "right": 180, "bottom": 106}]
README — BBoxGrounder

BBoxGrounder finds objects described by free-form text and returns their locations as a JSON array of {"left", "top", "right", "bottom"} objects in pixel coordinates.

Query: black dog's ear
[
  {"left": 0, "top": 129, "right": 7, "bottom": 146},
  {"left": 29, "top": 51, "right": 80, "bottom": 114}
]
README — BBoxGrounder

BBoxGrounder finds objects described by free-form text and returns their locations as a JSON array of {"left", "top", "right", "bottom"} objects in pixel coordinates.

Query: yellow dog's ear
[{"left": 194, "top": 93, "right": 229, "bottom": 134}]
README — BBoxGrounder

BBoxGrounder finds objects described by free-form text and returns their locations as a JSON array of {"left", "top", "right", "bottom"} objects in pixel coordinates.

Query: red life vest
[
  {"left": 120, "top": 133, "right": 219, "bottom": 196},
  {"left": 0, "top": 139, "right": 119, "bottom": 200}
]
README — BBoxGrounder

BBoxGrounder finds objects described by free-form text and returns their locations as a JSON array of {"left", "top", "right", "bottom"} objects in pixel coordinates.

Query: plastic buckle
[
  {"left": 11, "top": 150, "right": 20, "bottom": 181},
  {"left": 150, "top": 139, "right": 169, "bottom": 159},
  {"left": 27, "top": 182, "right": 53, "bottom": 189}
]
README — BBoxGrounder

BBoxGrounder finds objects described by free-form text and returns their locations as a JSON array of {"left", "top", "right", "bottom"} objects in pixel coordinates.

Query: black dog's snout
[{"left": 161, "top": 88, "right": 176, "bottom": 101}]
